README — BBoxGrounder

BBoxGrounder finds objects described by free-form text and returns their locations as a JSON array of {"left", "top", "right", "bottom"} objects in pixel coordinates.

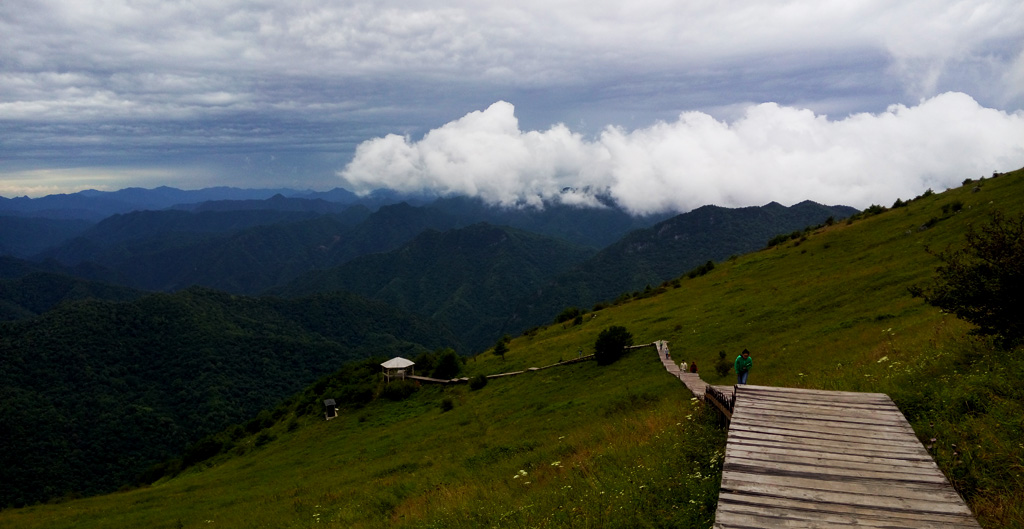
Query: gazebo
[{"left": 381, "top": 357, "right": 415, "bottom": 382}]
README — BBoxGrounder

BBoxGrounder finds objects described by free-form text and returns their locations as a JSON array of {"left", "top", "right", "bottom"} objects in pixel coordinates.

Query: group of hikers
[{"left": 678, "top": 348, "right": 753, "bottom": 385}]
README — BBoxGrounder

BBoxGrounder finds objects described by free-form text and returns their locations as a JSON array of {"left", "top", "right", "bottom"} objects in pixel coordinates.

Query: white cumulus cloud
[{"left": 340, "top": 93, "right": 1024, "bottom": 214}]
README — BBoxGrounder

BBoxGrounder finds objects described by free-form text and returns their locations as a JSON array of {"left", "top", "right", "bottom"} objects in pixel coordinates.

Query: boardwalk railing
[{"left": 704, "top": 384, "right": 735, "bottom": 425}]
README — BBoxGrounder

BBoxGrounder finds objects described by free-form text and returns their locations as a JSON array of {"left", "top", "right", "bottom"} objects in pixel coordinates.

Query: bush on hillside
[
  {"left": 379, "top": 380, "right": 419, "bottom": 401},
  {"left": 469, "top": 374, "right": 488, "bottom": 390},
  {"left": 554, "top": 306, "right": 583, "bottom": 324},
  {"left": 431, "top": 348, "right": 463, "bottom": 379},
  {"left": 910, "top": 210, "right": 1024, "bottom": 348},
  {"left": 687, "top": 260, "right": 715, "bottom": 278},
  {"left": 714, "top": 350, "right": 732, "bottom": 378},
  {"left": 492, "top": 334, "right": 510, "bottom": 361},
  {"left": 594, "top": 326, "right": 634, "bottom": 365}
]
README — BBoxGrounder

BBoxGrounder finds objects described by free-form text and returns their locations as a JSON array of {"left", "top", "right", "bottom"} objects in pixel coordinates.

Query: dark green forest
[
  {"left": 275, "top": 223, "right": 597, "bottom": 351},
  {"left": 0, "top": 287, "right": 457, "bottom": 507}
]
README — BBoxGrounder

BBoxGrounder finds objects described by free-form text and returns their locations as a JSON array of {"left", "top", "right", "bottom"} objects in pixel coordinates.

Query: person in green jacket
[{"left": 735, "top": 349, "right": 752, "bottom": 385}]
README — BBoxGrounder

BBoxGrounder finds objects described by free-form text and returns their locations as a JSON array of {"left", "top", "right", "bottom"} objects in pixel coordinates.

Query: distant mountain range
[
  {"left": 0, "top": 184, "right": 861, "bottom": 506},
  {"left": 2, "top": 186, "right": 856, "bottom": 351},
  {"left": 274, "top": 223, "right": 598, "bottom": 350}
]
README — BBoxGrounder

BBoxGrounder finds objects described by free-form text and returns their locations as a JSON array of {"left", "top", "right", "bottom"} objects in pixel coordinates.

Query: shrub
[
  {"left": 432, "top": 348, "right": 463, "bottom": 379},
  {"left": 714, "top": 350, "right": 732, "bottom": 378},
  {"left": 440, "top": 398, "right": 454, "bottom": 412},
  {"left": 856, "top": 204, "right": 887, "bottom": 219},
  {"left": 469, "top": 374, "right": 488, "bottom": 390},
  {"left": 687, "top": 260, "right": 715, "bottom": 278},
  {"left": 554, "top": 306, "right": 583, "bottom": 324},
  {"left": 182, "top": 436, "right": 226, "bottom": 467},
  {"left": 254, "top": 432, "right": 276, "bottom": 447},
  {"left": 910, "top": 210, "right": 1024, "bottom": 348},
  {"left": 492, "top": 335, "right": 510, "bottom": 361},
  {"left": 594, "top": 326, "right": 634, "bottom": 366},
  {"left": 380, "top": 380, "right": 419, "bottom": 401}
]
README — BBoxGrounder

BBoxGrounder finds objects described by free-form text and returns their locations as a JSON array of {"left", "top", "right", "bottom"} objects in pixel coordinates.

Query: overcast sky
[{"left": 2, "top": 1, "right": 1023, "bottom": 212}]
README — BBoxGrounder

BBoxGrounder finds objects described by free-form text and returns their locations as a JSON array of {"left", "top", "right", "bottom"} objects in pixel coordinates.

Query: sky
[{"left": 2, "top": 1, "right": 1023, "bottom": 213}]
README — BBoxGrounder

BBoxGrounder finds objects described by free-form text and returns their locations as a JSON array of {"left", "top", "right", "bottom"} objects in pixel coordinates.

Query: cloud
[
  {"left": 340, "top": 93, "right": 1024, "bottom": 214},
  {"left": 1, "top": 1, "right": 1021, "bottom": 196},
  {"left": 3, "top": 1, "right": 1021, "bottom": 122}
]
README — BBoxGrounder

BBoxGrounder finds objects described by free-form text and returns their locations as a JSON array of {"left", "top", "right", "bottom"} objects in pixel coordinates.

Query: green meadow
[{"left": 3, "top": 168, "right": 1022, "bottom": 528}]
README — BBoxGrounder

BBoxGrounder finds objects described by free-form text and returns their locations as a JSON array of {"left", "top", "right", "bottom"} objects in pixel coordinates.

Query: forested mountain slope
[
  {"left": 511, "top": 200, "right": 858, "bottom": 326},
  {"left": 276, "top": 223, "right": 597, "bottom": 351},
  {"left": 0, "top": 287, "right": 458, "bottom": 506}
]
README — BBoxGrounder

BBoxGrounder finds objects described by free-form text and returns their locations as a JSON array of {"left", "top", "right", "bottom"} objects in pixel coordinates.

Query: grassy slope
[{"left": 3, "top": 168, "right": 1022, "bottom": 528}]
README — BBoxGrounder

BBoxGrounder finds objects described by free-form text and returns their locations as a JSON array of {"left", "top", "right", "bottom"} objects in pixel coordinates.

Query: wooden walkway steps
[
  {"left": 714, "top": 385, "right": 981, "bottom": 529},
  {"left": 653, "top": 340, "right": 728, "bottom": 398}
]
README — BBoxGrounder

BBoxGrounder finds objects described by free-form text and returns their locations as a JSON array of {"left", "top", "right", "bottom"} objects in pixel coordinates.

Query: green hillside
[
  {"left": 2, "top": 168, "right": 1022, "bottom": 528},
  {"left": 511, "top": 200, "right": 857, "bottom": 327}
]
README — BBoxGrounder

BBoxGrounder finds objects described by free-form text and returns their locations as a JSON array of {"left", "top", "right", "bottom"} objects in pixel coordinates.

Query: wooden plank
[
  {"left": 734, "top": 405, "right": 914, "bottom": 429},
  {"left": 725, "top": 445, "right": 941, "bottom": 471},
  {"left": 728, "top": 423, "right": 927, "bottom": 449},
  {"left": 728, "top": 417, "right": 921, "bottom": 444},
  {"left": 728, "top": 425, "right": 927, "bottom": 449},
  {"left": 723, "top": 458, "right": 949, "bottom": 485},
  {"left": 714, "top": 508, "right": 979, "bottom": 529},
  {"left": 720, "top": 473, "right": 969, "bottom": 505},
  {"left": 718, "top": 492, "right": 980, "bottom": 527},
  {"left": 740, "top": 392, "right": 894, "bottom": 410},
  {"left": 723, "top": 455, "right": 943, "bottom": 484},
  {"left": 739, "top": 399, "right": 905, "bottom": 421},
  {"left": 725, "top": 436, "right": 933, "bottom": 462},
  {"left": 738, "top": 385, "right": 891, "bottom": 401}
]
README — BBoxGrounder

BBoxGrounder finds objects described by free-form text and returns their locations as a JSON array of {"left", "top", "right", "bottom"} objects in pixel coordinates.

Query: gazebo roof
[{"left": 381, "top": 357, "right": 415, "bottom": 369}]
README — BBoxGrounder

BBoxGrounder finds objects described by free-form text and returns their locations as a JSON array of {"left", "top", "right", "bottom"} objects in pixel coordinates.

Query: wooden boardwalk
[
  {"left": 714, "top": 385, "right": 981, "bottom": 528},
  {"left": 648, "top": 343, "right": 979, "bottom": 528},
  {"left": 653, "top": 340, "right": 728, "bottom": 398}
]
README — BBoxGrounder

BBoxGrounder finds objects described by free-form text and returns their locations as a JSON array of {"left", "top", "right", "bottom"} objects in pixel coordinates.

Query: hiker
[
  {"left": 735, "top": 349, "right": 752, "bottom": 385},
  {"left": 577, "top": 348, "right": 582, "bottom": 358},
  {"left": 680, "top": 361, "right": 688, "bottom": 373},
  {"left": 689, "top": 361, "right": 698, "bottom": 373}
]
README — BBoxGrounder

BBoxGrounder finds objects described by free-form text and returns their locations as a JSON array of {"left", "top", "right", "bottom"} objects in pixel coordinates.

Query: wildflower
[
  {"left": 877, "top": 356, "right": 889, "bottom": 363},
  {"left": 551, "top": 461, "right": 562, "bottom": 467},
  {"left": 514, "top": 469, "right": 527, "bottom": 479}
]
